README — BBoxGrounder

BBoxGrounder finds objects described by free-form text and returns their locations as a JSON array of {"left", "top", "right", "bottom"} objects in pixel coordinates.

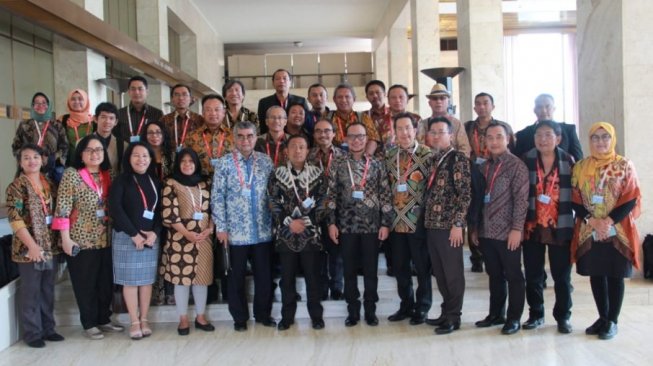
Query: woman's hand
[
  {"left": 183, "top": 230, "right": 199, "bottom": 243},
  {"left": 61, "top": 238, "right": 79, "bottom": 256},
  {"left": 131, "top": 234, "right": 145, "bottom": 250},
  {"left": 142, "top": 231, "right": 157, "bottom": 247}
]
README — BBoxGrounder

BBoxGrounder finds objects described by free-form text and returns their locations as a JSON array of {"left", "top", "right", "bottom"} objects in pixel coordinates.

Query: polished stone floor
[{"left": 2, "top": 251, "right": 652, "bottom": 366}]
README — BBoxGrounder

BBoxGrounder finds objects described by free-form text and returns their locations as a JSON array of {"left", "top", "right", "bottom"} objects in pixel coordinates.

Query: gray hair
[
  {"left": 334, "top": 83, "right": 356, "bottom": 99},
  {"left": 265, "top": 105, "right": 287, "bottom": 119},
  {"left": 234, "top": 121, "right": 256, "bottom": 135}
]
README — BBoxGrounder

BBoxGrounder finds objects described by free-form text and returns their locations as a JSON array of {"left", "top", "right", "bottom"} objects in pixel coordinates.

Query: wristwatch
[{"left": 453, "top": 221, "right": 464, "bottom": 228}]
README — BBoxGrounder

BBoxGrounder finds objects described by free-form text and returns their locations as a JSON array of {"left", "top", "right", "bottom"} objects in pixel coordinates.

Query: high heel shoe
[
  {"left": 130, "top": 321, "right": 143, "bottom": 340},
  {"left": 140, "top": 318, "right": 152, "bottom": 337}
]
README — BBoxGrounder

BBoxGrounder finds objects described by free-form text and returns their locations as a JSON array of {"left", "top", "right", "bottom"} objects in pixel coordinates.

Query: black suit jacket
[
  {"left": 257, "top": 93, "right": 310, "bottom": 135},
  {"left": 513, "top": 121, "right": 583, "bottom": 161}
]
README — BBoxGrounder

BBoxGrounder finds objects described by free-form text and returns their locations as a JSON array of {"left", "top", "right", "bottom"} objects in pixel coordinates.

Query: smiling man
[{"left": 117, "top": 76, "right": 163, "bottom": 145}]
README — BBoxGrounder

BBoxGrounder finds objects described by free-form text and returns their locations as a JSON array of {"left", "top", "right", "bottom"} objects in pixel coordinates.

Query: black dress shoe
[
  {"left": 27, "top": 339, "right": 46, "bottom": 348},
  {"left": 312, "top": 319, "right": 325, "bottom": 330},
  {"left": 598, "top": 321, "right": 618, "bottom": 340},
  {"left": 177, "top": 327, "right": 190, "bottom": 336},
  {"left": 43, "top": 333, "right": 65, "bottom": 342},
  {"left": 471, "top": 263, "right": 484, "bottom": 273},
  {"left": 255, "top": 318, "right": 277, "bottom": 327},
  {"left": 365, "top": 314, "right": 379, "bottom": 326},
  {"left": 195, "top": 319, "right": 215, "bottom": 332},
  {"left": 321, "top": 292, "right": 329, "bottom": 301},
  {"left": 387, "top": 309, "right": 410, "bottom": 322},
  {"left": 234, "top": 322, "right": 248, "bottom": 332},
  {"left": 345, "top": 316, "right": 359, "bottom": 327},
  {"left": 435, "top": 320, "right": 461, "bottom": 335},
  {"left": 277, "top": 321, "right": 291, "bottom": 331},
  {"left": 501, "top": 319, "right": 521, "bottom": 335},
  {"left": 475, "top": 315, "right": 506, "bottom": 328},
  {"left": 331, "top": 290, "right": 343, "bottom": 301},
  {"left": 522, "top": 317, "right": 544, "bottom": 330},
  {"left": 409, "top": 312, "right": 427, "bottom": 325},
  {"left": 585, "top": 318, "right": 606, "bottom": 335},
  {"left": 425, "top": 316, "right": 446, "bottom": 326},
  {"left": 557, "top": 319, "right": 572, "bottom": 334}
]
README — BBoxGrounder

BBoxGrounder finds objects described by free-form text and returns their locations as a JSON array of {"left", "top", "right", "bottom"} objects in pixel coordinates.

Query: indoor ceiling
[{"left": 193, "top": 0, "right": 576, "bottom": 56}]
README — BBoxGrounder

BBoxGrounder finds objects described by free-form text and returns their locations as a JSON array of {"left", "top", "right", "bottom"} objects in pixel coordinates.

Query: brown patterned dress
[{"left": 160, "top": 178, "right": 213, "bottom": 286}]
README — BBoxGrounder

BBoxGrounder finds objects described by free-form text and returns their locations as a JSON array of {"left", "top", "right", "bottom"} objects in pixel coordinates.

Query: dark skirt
[{"left": 576, "top": 240, "right": 633, "bottom": 278}]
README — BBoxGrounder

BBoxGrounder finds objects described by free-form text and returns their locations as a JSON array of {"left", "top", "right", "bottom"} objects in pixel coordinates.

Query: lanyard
[
  {"left": 25, "top": 174, "right": 51, "bottom": 216},
  {"left": 185, "top": 185, "right": 202, "bottom": 211},
  {"left": 473, "top": 127, "right": 488, "bottom": 158},
  {"left": 536, "top": 159, "right": 558, "bottom": 197},
  {"left": 133, "top": 175, "right": 158, "bottom": 211},
  {"left": 277, "top": 95, "right": 287, "bottom": 109},
  {"left": 346, "top": 155, "right": 371, "bottom": 189},
  {"left": 34, "top": 120, "right": 50, "bottom": 147},
  {"left": 72, "top": 123, "right": 92, "bottom": 143},
  {"left": 203, "top": 131, "right": 225, "bottom": 159},
  {"left": 289, "top": 165, "right": 310, "bottom": 205},
  {"left": 592, "top": 167, "right": 610, "bottom": 194},
  {"left": 80, "top": 168, "right": 105, "bottom": 204},
  {"left": 128, "top": 106, "right": 147, "bottom": 137},
  {"left": 174, "top": 113, "right": 191, "bottom": 148},
  {"left": 427, "top": 147, "right": 454, "bottom": 189},
  {"left": 318, "top": 149, "right": 334, "bottom": 177},
  {"left": 266, "top": 135, "right": 284, "bottom": 166},
  {"left": 335, "top": 112, "right": 356, "bottom": 142},
  {"left": 397, "top": 142, "right": 419, "bottom": 183},
  {"left": 233, "top": 152, "right": 255, "bottom": 189},
  {"left": 484, "top": 161, "right": 504, "bottom": 194}
]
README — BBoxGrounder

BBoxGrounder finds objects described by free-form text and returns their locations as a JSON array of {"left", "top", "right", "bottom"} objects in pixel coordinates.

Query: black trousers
[
  {"left": 523, "top": 240, "right": 572, "bottom": 321},
  {"left": 468, "top": 229, "right": 483, "bottom": 264},
  {"left": 426, "top": 229, "right": 464, "bottom": 321},
  {"left": 390, "top": 232, "right": 432, "bottom": 314},
  {"left": 590, "top": 276, "right": 625, "bottom": 323},
  {"left": 66, "top": 247, "right": 114, "bottom": 330},
  {"left": 319, "top": 226, "right": 343, "bottom": 294},
  {"left": 279, "top": 250, "right": 323, "bottom": 321},
  {"left": 18, "top": 262, "right": 56, "bottom": 342},
  {"left": 341, "top": 233, "right": 379, "bottom": 317},
  {"left": 480, "top": 238, "right": 525, "bottom": 321},
  {"left": 227, "top": 242, "right": 272, "bottom": 323}
]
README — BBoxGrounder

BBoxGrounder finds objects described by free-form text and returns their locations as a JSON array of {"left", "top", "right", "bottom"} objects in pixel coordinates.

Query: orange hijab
[{"left": 66, "top": 89, "right": 92, "bottom": 129}]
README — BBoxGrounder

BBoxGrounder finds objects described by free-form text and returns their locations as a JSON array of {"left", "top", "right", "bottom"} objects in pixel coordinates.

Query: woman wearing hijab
[
  {"left": 571, "top": 122, "right": 641, "bottom": 340},
  {"left": 161, "top": 148, "right": 215, "bottom": 335},
  {"left": 61, "top": 89, "right": 95, "bottom": 164},
  {"left": 12, "top": 92, "right": 69, "bottom": 182}
]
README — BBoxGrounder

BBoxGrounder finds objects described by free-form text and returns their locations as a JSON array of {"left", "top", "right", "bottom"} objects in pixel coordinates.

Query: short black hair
[
  {"left": 428, "top": 116, "right": 452, "bottom": 133},
  {"left": 121, "top": 141, "right": 157, "bottom": 178},
  {"left": 170, "top": 84, "right": 191, "bottom": 98},
  {"left": 393, "top": 112, "right": 416, "bottom": 130},
  {"left": 365, "top": 80, "right": 386, "bottom": 94},
  {"left": 222, "top": 80, "right": 246, "bottom": 97},
  {"left": 201, "top": 94, "right": 226, "bottom": 108},
  {"left": 535, "top": 120, "right": 562, "bottom": 136},
  {"left": 94, "top": 102, "right": 118, "bottom": 117},
  {"left": 15, "top": 143, "right": 45, "bottom": 178},
  {"left": 287, "top": 134, "right": 309, "bottom": 147},
  {"left": 308, "top": 83, "right": 327, "bottom": 96},
  {"left": 314, "top": 118, "right": 334, "bottom": 130},
  {"left": 388, "top": 84, "right": 409, "bottom": 97},
  {"left": 272, "top": 69, "right": 291, "bottom": 81},
  {"left": 346, "top": 122, "right": 366, "bottom": 135},
  {"left": 334, "top": 83, "right": 356, "bottom": 99},
  {"left": 484, "top": 121, "right": 509, "bottom": 136},
  {"left": 72, "top": 135, "right": 111, "bottom": 171},
  {"left": 474, "top": 92, "right": 494, "bottom": 105},
  {"left": 128, "top": 75, "right": 148, "bottom": 89}
]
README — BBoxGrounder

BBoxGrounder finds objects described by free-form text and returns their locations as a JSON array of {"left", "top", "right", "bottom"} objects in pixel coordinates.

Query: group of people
[{"left": 7, "top": 69, "right": 641, "bottom": 349}]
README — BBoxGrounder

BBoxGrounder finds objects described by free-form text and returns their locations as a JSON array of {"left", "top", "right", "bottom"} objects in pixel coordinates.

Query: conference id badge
[
  {"left": 45, "top": 215, "right": 52, "bottom": 225},
  {"left": 130, "top": 135, "right": 140, "bottom": 143},
  {"left": 302, "top": 197, "right": 315, "bottom": 209},
  {"left": 142, "top": 210, "right": 155, "bottom": 220},
  {"left": 96, "top": 209, "right": 106, "bottom": 218},
  {"left": 537, "top": 194, "right": 551, "bottom": 204},
  {"left": 397, "top": 184, "right": 408, "bottom": 192},
  {"left": 591, "top": 195, "right": 604, "bottom": 205},
  {"left": 340, "top": 142, "right": 349, "bottom": 152},
  {"left": 475, "top": 157, "right": 486, "bottom": 165},
  {"left": 177, "top": 146, "right": 183, "bottom": 153},
  {"left": 484, "top": 194, "right": 491, "bottom": 203},
  {"left": 210, "top": 158, "right": 219, "bottom": 166},
  {"left": 193, "top": 212, "right": 203, "bottom": 220},
  {"left": 352, "top": 190, "right": 364, "bottom": 200},
  {"left": 241, "top": 188, "right": 251, "bottom": 197}
]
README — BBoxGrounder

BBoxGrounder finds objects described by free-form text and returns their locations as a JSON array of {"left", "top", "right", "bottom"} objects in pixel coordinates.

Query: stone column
[
  {"left": 410, "top": 0, "right": 440, "bottom": 118},
  {"left": 53, "top": 0, "right": 106, "bottom": 114},
  {"left": 136, "top": 0, "right": 168, "bottom": 111},
  {"left": 388, "top": 27, "right": 411, "bottom": 87},
  {"left": 577, "top": 0, "right": 653, "bottom": 233},
  {"left": 456, "top": 0, "right": 504, "bottom": 123},
  {"left": 374, "top": 37, "right": 389, "bottom": 85}
]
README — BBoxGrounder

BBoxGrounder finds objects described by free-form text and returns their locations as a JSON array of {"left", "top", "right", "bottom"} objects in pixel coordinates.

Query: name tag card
[
  {"left": 130, "top": 136, "right": 140, "bottom": 143},
  {"left": 537, "top": 194, "right": 551, "bottom": 204},
  {"left": 591, "top": 195, "right": 604, "bottom": 205},
  {"left": 397, "top": 184, "right": 408, "bottom": 192},
  {"left": 302, "top": 197, "right": 315, "bottom": 209},
  {"left": 193, "top": 212, "right": 203, "bottom": 220},
  {"left": 352, "top": 191, "right": 364, "bottom": 200},
  {"left": 142, "top": 210, "right": 154, "bottom": 220}
]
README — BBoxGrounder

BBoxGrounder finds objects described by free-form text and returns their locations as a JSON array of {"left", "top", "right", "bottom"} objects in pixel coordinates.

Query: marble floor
[{"left": 1, "top": 252, "right": 652, "bottom": 366}]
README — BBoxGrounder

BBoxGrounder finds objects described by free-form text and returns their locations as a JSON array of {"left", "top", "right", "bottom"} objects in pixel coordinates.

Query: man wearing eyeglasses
[
  {"left": 117, "top": 76, "right": 164, "bottom": 145},
  {"left": 184, "top": 94, "right": 231, "bottom": 180},
  {"left": 416, "top": 83, "right": 471, "bottom": 157},
  {"left": 326, "top": 123, "right": 394, "bottom": 327},
  {"left": 255, "top": 106, "right": 290, "bottom": 168},
  {"left": 308, "top": 119, "right": 347, "bottom": 301},
  {"left": 211, "top": 121, "right": 275, "bottom": 332},
  {"left": 161, "top": 84, "right": 204, "bottom": 155}
]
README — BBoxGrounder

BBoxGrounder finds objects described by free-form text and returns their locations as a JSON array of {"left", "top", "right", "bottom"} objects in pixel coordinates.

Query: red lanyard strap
[
  {"left": 427, "top": 147, "right": 453, "bottom": 190},
  {"left": 266, "top": 137, "right": 283, "bottom": 166},
  {"left": 175, "top": 115, "right": 191, "bottom": 147},
  {"left": 233, "top": 152, "right": 255, "bottom": 188},
  {"left": 484, "top": 161, "right": 503, "bottom": 194},
  {"left": 133, "top": 175, "right": 158, "bottom": 211},
  {"left": 128, "top": 107, "right": 147, "bottom": 136},
  {"left": 347, "top": 156, "right": 371, "bottom": 189},
  {"left": 203, "top": 131, "right": 225, "bottom": 159},
  {"left": 25, "top": 174, "right": 51, "bottom": 215},
  {"left": 320, "top": 150, "right": 334, "bottom": 177},
  {"left": 536, "top": 160, "right": 558, "bottom": 197},
  {"left": 34, "top": 120, "right": 51, "bottom": 147}
]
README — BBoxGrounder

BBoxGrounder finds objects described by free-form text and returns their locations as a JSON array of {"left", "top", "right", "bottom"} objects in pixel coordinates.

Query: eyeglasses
[
  {"left": 347, "top": 134, "right": 367, "bottom": 141},
  {"left": 427, "top": 130, "right": 449, "bottom": 137},
  {"left": 236, "top": 134, "right": 256, "bottom": 141},
  {"left": 267, "top": 116, "right": 287, "bottom": 121},
  {"left": 83, "top": 147, "right": 104, "bottom": 155},
  {"left": 535, "top": 132, "right": 557, "bottom": 140},
  {"left": 590, "top": 134, "right": 611, "bottom": 143},
  {"left": 32, "top": 102, "right": 48, "bottom": 107},
  {"left": 314, "top": 128, "right": 333, "bottom": 135},
  {"left": 147, "top": 131, "right": 162, "bottom": 136}
]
